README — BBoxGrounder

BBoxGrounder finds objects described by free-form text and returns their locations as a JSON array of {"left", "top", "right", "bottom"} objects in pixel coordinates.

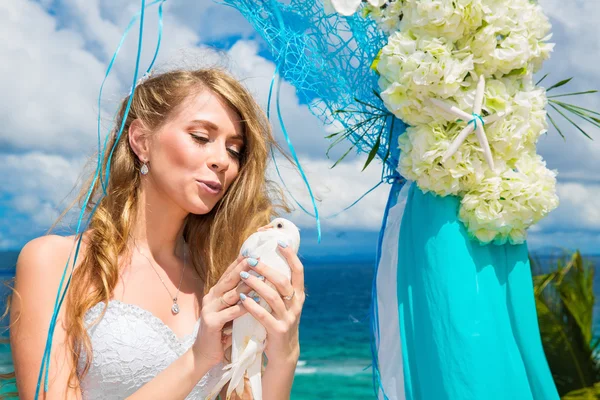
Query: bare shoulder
[
  {"left": 11, "top": 234, "right": 90, "bottom": 399},
  {"left": 13, "top": 234, "right": 85, "bottom": 319},
  {"left": 18, "top": 235, "right": 73, "bottom": 267},
  {"left": 16, "top": 233, "right": 90, "bottom": 278}
]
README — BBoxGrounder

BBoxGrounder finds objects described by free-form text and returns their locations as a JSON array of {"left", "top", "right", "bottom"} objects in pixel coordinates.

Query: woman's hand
[
  {"left": 238, "top": 242, "right": 306, "bottom": 367},
  {"left": 192, "top": 255, "right": 254, "bottom": 368}
]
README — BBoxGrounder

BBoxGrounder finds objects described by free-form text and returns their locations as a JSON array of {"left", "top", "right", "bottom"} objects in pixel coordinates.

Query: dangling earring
[{"left": 140, "top": 161, "right": 149, "bottom": 175}]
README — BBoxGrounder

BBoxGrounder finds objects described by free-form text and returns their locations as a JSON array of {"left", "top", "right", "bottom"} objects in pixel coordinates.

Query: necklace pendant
[{"left": 171, "top": 302, "right": 180, "bottom": 314}]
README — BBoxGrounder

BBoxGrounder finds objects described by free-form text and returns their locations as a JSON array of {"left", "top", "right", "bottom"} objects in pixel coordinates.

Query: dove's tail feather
[
  {"left": 248, "top": 351, "right": 263, "bottom": 400},
  {"left": 205, "top": 368, "right": 233, "bottom": 400},
  {"left": 205, "top": 337, "right": 264, "bottom": 400},
  {"left": 226, "top": 338, "right": 263, "bottom": 399}
]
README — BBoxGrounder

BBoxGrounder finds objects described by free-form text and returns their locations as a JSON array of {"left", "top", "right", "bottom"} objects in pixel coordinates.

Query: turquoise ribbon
[
  {"left": 268, "top": 0, "right": 322, "bottom": 242},
  {"left": 35, "top": 1, "right": 166, "bottom": 396},
  {"left": 97, "top": 0, "right": 165, "bottom": 193},
  {"left": 469, "top": 112, "right": 485, "bottom": 130}
]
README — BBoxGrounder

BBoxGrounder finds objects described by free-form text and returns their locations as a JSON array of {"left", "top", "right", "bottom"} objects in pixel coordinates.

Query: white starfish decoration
[{"left": 430, "top": 75, "right": 501, "bottom": 171}]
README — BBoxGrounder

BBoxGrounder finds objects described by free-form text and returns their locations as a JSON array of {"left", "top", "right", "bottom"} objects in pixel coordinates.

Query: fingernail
[
  {"left": 240, "top": 271, "right": 250, "bottom": 279},
  {"left": 247, "top": 257, "right": 258, "bottom": 267},
  {"left": 253, "top": 296, "right": 260, "bottom": 303},
  {"left": 242, "top": 249, "right": 249, "bottom": 257},
  {"left": 240, "top": 293, "right": 247, "bottom": 301},
  {"left": 277, "top": 240, "right": 288, "bottom": 248},
  {"left": 258, "top": 275, "right": 265, "bottom": 281}
]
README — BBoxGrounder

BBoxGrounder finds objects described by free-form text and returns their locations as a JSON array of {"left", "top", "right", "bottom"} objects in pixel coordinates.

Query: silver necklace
[{"left": 133, "top": 241, "right": 187, "bottom": 315}]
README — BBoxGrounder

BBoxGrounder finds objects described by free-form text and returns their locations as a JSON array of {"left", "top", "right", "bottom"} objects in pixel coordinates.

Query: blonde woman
[{"left": 9, "top": 68, "right": 305, "bottom": 399}]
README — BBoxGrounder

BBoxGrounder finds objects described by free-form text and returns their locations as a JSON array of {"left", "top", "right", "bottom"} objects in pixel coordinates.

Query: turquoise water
[
  {"left": 0, "top": 252, "right": 378, "bottom": 399},
  {"left": 0, "top": 252, "right": 598, "bottom": 399}
]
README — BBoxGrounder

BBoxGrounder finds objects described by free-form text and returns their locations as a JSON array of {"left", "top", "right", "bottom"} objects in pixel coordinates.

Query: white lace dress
[{"left": 76, "top": 300, "right": 224, "bottom": 399}]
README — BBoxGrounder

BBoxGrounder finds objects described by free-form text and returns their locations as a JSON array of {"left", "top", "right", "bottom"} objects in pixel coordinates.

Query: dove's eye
[{"left": 277, "top": 223, "right": 283, "bottom": 229}]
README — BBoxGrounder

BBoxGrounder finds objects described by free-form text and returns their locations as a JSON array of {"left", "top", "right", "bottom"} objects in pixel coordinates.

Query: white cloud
[
  {"left": 267, "top": 156, "right": 389, "bottom": 231},
  {"left": 0, "top": 0, "right": 205, "bottom": 156},
  {"left": 0, "top": 152, "right": 87, "bottom": 249},
  {"left": 538, "top": 0, "right": 600, "bottom": 79},
  {"left": 535, "top": 182, "right": 600, "bottom": 233},
  {"left": 0, "top": 0, "right": 106, "bottom": 154}
]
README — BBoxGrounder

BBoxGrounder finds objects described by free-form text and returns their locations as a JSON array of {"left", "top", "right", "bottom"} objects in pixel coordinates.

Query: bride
[{"left": 9, "top": 68, "right": 306, "bottom": 399}]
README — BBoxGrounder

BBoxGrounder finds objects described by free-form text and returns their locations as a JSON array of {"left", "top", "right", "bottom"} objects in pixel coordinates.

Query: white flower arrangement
[{"left": 326, "top": 0, "right": 561, "bottom": 245}]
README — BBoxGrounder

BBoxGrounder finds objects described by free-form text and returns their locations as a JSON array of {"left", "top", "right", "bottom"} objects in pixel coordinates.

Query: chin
[{"left": 187, "top": 198, "right": 217, "bottom": 215}]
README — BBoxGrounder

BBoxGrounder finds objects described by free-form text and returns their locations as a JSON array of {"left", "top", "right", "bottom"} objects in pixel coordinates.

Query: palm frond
[
  {"left": 533, "top": 251, "right": 600, "bottom": 396},
  {"left": 542, "top": 76, "right": 598, "bottom": 141}
]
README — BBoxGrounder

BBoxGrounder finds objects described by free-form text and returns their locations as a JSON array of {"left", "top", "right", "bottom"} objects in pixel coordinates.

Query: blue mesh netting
[{"left": 218, "top": 0, "right": 406, "bottom": 178}]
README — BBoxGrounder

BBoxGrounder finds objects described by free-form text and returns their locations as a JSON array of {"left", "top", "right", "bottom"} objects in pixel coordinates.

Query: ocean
[{"left": 0, "top": 251, "right": 598, "bottom": 399}]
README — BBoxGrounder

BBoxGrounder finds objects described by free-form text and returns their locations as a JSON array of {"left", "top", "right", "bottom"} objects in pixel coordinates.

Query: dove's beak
[{"left": 257, "top": 224, "right": 274, "bottom": 232}]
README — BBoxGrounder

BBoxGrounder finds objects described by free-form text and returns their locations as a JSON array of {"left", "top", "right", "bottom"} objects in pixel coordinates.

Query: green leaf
[
  {"left": 552, "top": 100, "right": 600, "bottom": 117},
  {"left": 562, "top": 383, "right": 600, "bottom": 400},
  {"left": 372, "top": 89, "right": 384, "bottom": 102},
  {"left": 325, "top": 130, "right": 344, "bottom": 139},
  {"left": 547, "top": 77, "right": 573, "bottom": 91},
  {"left": 327, "top": 118, "right": 378, "bottom": 163},
  {"left": 548, "top": 90, "right": 598, "bottom": 99},
  {"left": 362, "top": 127, "right": 383, "bottom": 171},
  {"left": 554, "top": 103, "right": 600, "bottom": 130},
  {"left": 382, "top": 117, "right": 395, "bottom": 165},
  {"left": 326, "top": 116, "right": 376, "bottom": 144},
  {"left": 536, "top": 73, "right": 550, "bottom": 86},
  {"left": 355, "top": 97, "right": 388, "bottom": 113},
  {"left": 505, "top": 67, "right": 527, "bottom": 77},
  {"left": 549, "top": 103, "right": 593, "bottom": 140},
  {"left": 330, "top": 144, "right": 356, "bottom": 168},
  {"left": 370, "top": 49, "right": 382, "bottom": 72},
  {"left": 547, "top": 112, "right": 566, "bottom": 140}
]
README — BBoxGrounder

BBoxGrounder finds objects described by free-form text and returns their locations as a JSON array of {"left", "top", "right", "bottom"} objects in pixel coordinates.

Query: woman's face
[{"left": 145, "top": 89, "right": 244, "bottom": 215}]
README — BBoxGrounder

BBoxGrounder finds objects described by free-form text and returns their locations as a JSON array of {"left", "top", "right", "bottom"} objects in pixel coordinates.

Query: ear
[{"left": 128, "top": 119, "right": 151, "bottom": 162}]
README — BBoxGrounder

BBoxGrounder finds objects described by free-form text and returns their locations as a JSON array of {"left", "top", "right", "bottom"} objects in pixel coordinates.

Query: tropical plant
[{"left": 532, "top": 251, "right": 600, "bottom": 399}]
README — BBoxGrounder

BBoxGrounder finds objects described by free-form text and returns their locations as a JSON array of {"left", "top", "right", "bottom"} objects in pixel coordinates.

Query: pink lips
[{"left": 197, "top": 180, "right": 223, "bottom": 195}]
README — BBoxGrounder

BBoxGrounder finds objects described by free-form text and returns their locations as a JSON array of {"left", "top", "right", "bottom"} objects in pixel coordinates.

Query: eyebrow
[{"left": 190, "top": 119, "right": 244, "bottom": 141}]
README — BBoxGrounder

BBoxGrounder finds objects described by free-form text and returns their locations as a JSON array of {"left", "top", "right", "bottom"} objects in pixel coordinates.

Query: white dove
[{"left": 207, "top": 217, "right": 301, "bottom": 400}]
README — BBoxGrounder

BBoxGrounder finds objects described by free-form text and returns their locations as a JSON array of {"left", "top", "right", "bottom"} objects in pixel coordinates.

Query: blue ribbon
[
  {"left": 98, "top": 0, "right": 165, "bottom": 193},
  {"left": 469, "top": 112, "right": 485, "bottom": 130},
  {"left": 265, "top": 54, "right": 398, "bottom": 225},
  {"left": 35, "top": 1, "right": 166, "bottom": 396},
  {"left": 268, "top": 0, "right": 322, "bottom": 242}
]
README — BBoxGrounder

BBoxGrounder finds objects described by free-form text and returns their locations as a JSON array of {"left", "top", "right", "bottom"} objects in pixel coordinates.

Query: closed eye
[
  {"left": 191, "top": 133, "right": 242, "bottom": 160},
  {"left": 228, "top": 148, "right": 242, "bottom": 159},
  {"left": 190, "top": 133, "right": 209, "bottom": 144}
]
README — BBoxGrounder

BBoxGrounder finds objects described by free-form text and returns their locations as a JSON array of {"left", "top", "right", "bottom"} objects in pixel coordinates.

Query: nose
[{"left": 207, "top": 142, "right": 230, "bottom": 172}]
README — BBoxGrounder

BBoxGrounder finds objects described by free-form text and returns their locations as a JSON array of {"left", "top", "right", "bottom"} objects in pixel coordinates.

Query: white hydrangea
[
  {"left": 459, "top": 0, "right": 554, "bottom": 76},
  {"left": 363, "top": 1, "right": 404, "bottom": 34},
  {"left": 459, "top": 153, "right": 559, "bottom": 245},
  {"left": 400, "top": 0, "right": 487, "bottom": 42},
  {"left": 397, "top": 123, "right": 489, "bottom": 196},
  {"left": 336, "top": 0, "right": 559, "bottom": 244},
  {"left": 377, "top": 31, "right": 473, "bottom": 125}
]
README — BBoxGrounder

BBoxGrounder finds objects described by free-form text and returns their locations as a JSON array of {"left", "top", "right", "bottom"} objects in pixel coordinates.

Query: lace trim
[{"left": 84, "top": 300, "right": 202, "bottom": 355}]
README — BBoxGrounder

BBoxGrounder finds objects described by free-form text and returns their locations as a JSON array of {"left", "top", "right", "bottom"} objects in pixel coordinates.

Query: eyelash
[{"left": 190, "top": 134, "right": 242, "bottom": 160}]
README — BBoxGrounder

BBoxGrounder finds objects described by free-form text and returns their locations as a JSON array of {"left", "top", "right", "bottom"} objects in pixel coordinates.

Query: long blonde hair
[{"left": 6, "top": 68, "right": 290, "bottom": 392}]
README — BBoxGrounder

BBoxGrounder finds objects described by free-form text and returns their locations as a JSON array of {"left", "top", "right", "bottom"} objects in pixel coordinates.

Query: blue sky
[{"left": 1, "top": 0, "right": 599, "bottom": 255}]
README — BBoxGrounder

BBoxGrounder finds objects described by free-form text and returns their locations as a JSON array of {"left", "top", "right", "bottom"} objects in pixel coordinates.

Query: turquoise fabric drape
[{"left": 397, "top": 182, "right": 559, "bottom": 400}]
